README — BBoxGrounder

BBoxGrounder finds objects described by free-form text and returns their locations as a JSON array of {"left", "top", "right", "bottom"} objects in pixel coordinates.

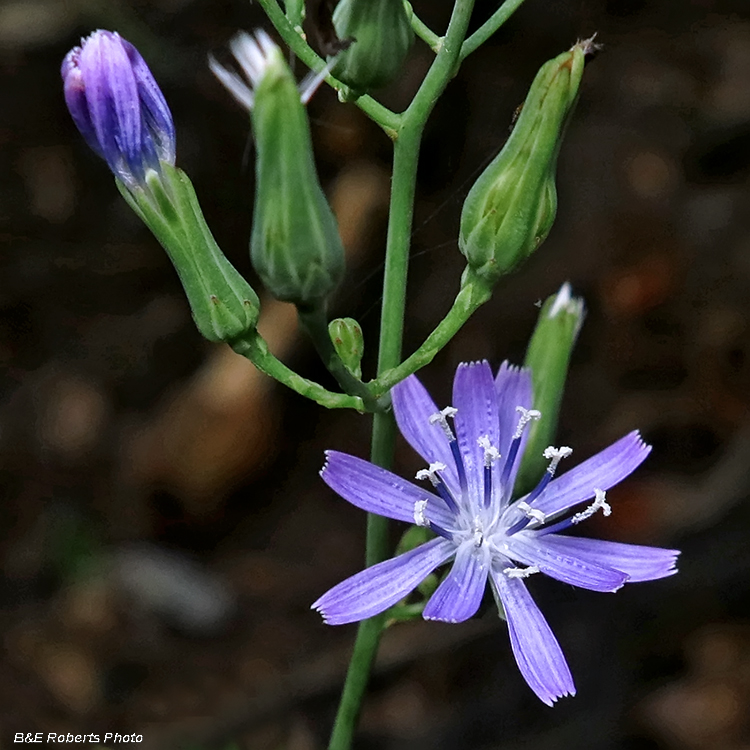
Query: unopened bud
[
  {"left": 62, "top": 29, "right": 175, "bottom": 190},
  {"left": 64, "top": 31, "right": 258, "bottom": 344},
  {"left": 515, "top": 282, "right": 585, "bottom": 493},
  {"left": 119, "top": 165, "right": 260, "bottom": 343},
  {"left": 459, "top": 39, "right": 592, "bottom": 284},
  {"left": 328, "top": 318, "right": 364, "bottom": 378},
  {"left": 211, "top": 32, "right": 345, "bottom": 307},
  {"left": 330, "top": 0, "right": 414, "bottom": 94}
]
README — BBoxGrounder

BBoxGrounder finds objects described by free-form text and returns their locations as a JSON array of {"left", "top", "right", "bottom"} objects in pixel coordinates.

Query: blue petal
[
  {"left": 528, "top": 431, "right": 651, "bottom": 517},
  {"left": 452, "top": 361, "right": 500, "bottom": 508},
  {"left": 312, "top": 538, "right": 455, "bottom": 625},
  {"left": 321, "top": 451, "right": 456, "bottom": 529},
  {"left": 80, "top": 31, "right": 142, "bottom": 178},
  {"left": 122, "top": 36, "right": 176, "bottom": 166},
  {"left": 490, "top": 566, "right": 575, "bottom": 706},
  {"left": 538, "top": 534, "right": 679, "bottom": 582},
  {"left": 391, "top": 374, "right": 460, "bottom": 496},
  {"left": 423, "top": 542, "right": 489, "bottom": 623},
  {"left": 62, "top": 55, "right": 104, "bottom": 158},
  {"left": 505, "top": 533, "right": 629, "bottom": 592},
  {"left": 494, "top": 362, "right": 534, "bottom": 490}
]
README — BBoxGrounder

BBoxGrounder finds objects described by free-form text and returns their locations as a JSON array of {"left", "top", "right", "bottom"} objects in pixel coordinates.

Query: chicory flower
[
  {"left": 313, "top": 361, "right": 679, "bottom": 705},
  {"left": 62, "top": 29, "right": 175, "bottom": 189}
]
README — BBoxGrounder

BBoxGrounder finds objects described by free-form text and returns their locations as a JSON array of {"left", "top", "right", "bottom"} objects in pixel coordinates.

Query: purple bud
[{"left": 61, "top": 30, "right": 175, "bottom": 188}]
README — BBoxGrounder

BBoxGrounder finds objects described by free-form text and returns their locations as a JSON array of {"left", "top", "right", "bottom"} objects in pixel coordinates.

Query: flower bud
[
  {"left": 63, "top": 31, "right": 258, "bottom": 344},
  {"left": 62, "top": 30, "right": 175, "bottom": 190},
  {"left": 211, "top": 32, "right": 345, "bottom": 307},
  {"left": 330, "top": 0, "right": 415, "bottom": 94},
  {"left": 459, "top": 39, "right": 592, "bottom": 285},
  {"left": 328, "top": 318, "right": 364, "bottom": 379},
  {"left": 515, "top": 282, "right": 585, "bottom": 494},
  {"left": 119, "top": 165, "right": 260, "bottom": 343}
]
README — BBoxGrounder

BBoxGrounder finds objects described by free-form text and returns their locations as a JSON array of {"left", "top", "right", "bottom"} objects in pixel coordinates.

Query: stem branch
[
  {"left": 257, "top": 0, "right": 401, "bottom": 136},
  {"left": 231, "top": 331, "right": 365, "bottom": 410},
  {"left": 326, "top": 2, "right": 477, "bottom": 748},
  {"left": 460, "top": 0, "right": 528, "bottom": 60},
  {"left": 297, "top": 304, "right": 384, "bottom": 410}
]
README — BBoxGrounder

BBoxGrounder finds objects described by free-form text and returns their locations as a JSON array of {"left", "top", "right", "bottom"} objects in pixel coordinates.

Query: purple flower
[
  {"left": 313, "top": 361, "right": 679, "bottom": 705},
  {"left": 62, "top": 30, "right": 175, "bottom": 188}
]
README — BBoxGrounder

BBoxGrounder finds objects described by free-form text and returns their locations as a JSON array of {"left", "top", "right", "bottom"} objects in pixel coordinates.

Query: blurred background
[{"left": 2, "top": 0, "right": 750, "bottom": 747}]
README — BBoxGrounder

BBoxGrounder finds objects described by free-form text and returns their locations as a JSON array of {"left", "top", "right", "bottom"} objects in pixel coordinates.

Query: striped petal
[
  {"left": 495, "top": 362, "right": 534, "bottom": 489},
  {"left": 538, "top": 534, "right": 679, "bottom": 582},
  {"left": 391, "top": 374, "right": 460, "bottom": 496},
  {"left": 321, "top": 451, "right": 456, "bottom": 528},
  {"left": 452, "top": 361, "right": 500, "bottom": 506},
  {"left": 491, "top": 566, "right": 575, "bottom": 706},
  {"left": 506, "top": 534, "right": 629, "bottom": 592},
  {"left": 423, "top": 542, "right": 489, "bottom": 623},
  {"left": 529, "top": 431, "right": 651, "bottom": 517},
  {"left": 312, "top": 538, "right": 455, "bottom": 625}
]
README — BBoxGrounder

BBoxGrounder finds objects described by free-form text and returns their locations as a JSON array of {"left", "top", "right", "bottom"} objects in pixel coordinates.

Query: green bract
[
  {"left": 459, "top": 40, "right": 589, "bottom": 284},
  {"left": 118, "top": 165, "right": 260, "bottom": 343},
  {"left": 330, "top": 0, "right": 415, "bottom": 94},
  {"left": 251, "top": 44, "right": 345, "bottom": 307}
]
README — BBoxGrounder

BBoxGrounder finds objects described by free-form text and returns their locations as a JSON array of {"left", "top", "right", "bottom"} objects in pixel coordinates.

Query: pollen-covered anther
[
  {"left": 429, "top": 406, "right": 458, "bottom": 439},
  {"left": 571, "top": 488, "right": 611, "bottom": 525},
  {"left": 415, "top": 462, "right": 447, "bottom": 485},
  {"left": 513, "top": 406, "right": 541, "bottom": 439},
  {"left": 413, "top": 499, "right": 429, "bottom": 527},
  {"left": 504, "top": 565, "right": 541, "bottom": 579},
  {"left": 478, "top": 435, "right": 501, "bottom": 466},
  {"left": 516, "top": 501, "right": 547, "bottom": 524},
  {"left": 542, "top": 445, "right": 573, "bottom": 475}
]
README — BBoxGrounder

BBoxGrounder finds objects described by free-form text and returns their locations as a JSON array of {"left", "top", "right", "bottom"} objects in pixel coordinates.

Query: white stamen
[
  {"left": 413, "top": 499, "right": 429, "bottom": 527},
  {"left": 477, "top": 435, "right": 501, "bottom": 466},
  {"left": 542, "top": 445, "right": 573, "bottom": 475},
  {"left": 516, "top": 501, "right": 547, "bottom": 524},
  {"left": 415, "top": 462, "right": 447, "bottom": 485},
  {"left": 571, "top": 488, "right": 611, "bottom": 525},
  {"left": 471, "top": 516, "right": 485, "bottom": 547},
  {"left": 504, "top": 565, "right": 540, "bottom": 579},
  {"left": 429, "top": 406, "right": 458, "bottom": 438},
  {"left": 513, "top": 406, "right": 542, "bottom": 439}
]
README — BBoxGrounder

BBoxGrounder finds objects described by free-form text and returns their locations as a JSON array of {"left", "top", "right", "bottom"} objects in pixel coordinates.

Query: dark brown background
[{"left": 1, "top": 0, "right": 749, "bottom": 747}]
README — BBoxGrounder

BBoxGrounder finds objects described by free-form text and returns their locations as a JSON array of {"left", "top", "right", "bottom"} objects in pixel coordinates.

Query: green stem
[
  {"left": 403, "top": 1, "right": 440, "bottom": 52},
  {"left": 297, "top": 304, "right": 384, "bottom": 410},
  {"left": 460, "top": 0, "right": 528, "bottom": 60},
  {"left": 371, "top": 271, "right": 493, "bottom": 396},
  {"left": 256, "top": 0, "right": 401, "bottom": 136},
  {"left": 326, "top": 3, "right": 476, "bottom": 748},
  {"left": 231, "top": 331, "right": 366, "bottom": 410}
]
